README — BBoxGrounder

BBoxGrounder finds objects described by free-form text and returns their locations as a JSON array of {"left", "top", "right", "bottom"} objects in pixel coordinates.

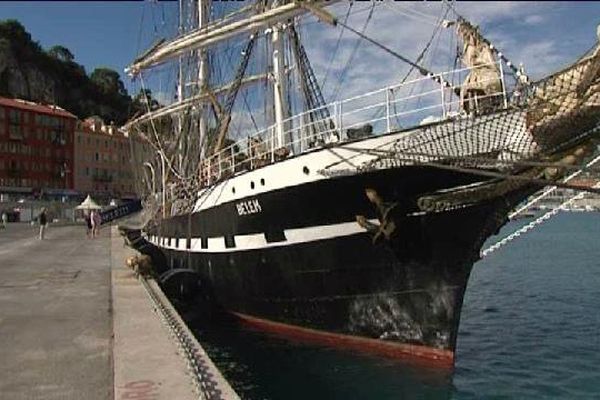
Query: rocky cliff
[{"left": 0, "top": 20, "right": 141, "bottom": 125}]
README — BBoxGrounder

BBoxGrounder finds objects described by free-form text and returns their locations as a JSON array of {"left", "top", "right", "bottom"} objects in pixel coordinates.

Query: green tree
[
  {"left": 133, "top": 88, "right": 160, "bottom": 113},
  {"left": 0, "top": 20, "right": 41, "bottom": 57},
  {"left": 47, "top": 45, "right": 74, "bottom": 63},
  {"left": 90, "top": 67, "right": 127, "bottom": 97}
]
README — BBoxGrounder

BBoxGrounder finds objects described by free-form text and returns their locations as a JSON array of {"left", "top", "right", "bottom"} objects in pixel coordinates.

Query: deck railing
[{"left": 200, "top": 61, "right": 508, "bottom": 186}]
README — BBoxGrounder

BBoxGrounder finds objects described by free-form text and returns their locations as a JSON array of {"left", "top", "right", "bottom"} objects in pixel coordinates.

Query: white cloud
[
  {"left": 136, "top": 1, "right": 600, "bottom": 137},
  {"left": 523, "top": 14, "right": 544, "bottom": 25},
  {"left": 300, "top": 1, "right": 599, "bottom": 98}
]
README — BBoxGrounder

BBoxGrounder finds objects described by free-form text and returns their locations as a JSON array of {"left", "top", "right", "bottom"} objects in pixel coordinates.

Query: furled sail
[
  {"left": 126, "top": 0, "right": 339, "bottom": 77},
  {"left": 456, "top": 20, "right": 503, "bottom": 112},
  {"left": 123, "top": 74, "right": 267, "bottom": 131}
]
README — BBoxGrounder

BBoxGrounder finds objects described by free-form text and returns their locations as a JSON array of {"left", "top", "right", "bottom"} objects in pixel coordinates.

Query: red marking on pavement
[{"left": 120, "top": 380, "right": 159, "bottom": 400}]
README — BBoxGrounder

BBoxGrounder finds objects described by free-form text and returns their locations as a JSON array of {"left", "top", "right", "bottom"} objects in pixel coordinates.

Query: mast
[
  {"left": 271, "top": 20, "right": 289, "bottom": 148},
  {"left": 126, "top": 0, "right": 341, "bottom": 77},
  {"left": 198, "top": 0, "right": 209, "bottom": 158},
  {"left": 176, "top": 0, "right": 185, "bottom": 172}
]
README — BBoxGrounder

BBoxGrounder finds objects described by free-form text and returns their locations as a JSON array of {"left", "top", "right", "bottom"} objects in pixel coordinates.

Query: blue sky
[
  {"left": 2, "top": 1, "right": 600, "bottom": 106},
  {"left": 0, "top": 1, "right": 179, "bottom": 95}
]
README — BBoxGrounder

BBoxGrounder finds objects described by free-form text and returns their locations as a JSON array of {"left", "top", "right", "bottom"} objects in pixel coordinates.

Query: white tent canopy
[{"left": 76, "top": 195, "right": 102, "bottom": 210}]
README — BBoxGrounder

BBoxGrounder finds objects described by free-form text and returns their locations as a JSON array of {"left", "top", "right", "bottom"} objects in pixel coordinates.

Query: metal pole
[
  {"left": 386, "top": 89, "right": 391, "bottom": 132},
  {"left": 230, "top": 145, "right": 235, "bottom": 174},
  {"left": 160, "top": 153, "right": 166, "bottom": 218},
  {"left": 337, "top": 101, "right": 343, "bottom": 136},
  {"left": 218, "top": 151, "right": 222, "bottom": 179},
  {"left": 498, "top": 60, "right": 508, "bottom": 109},
  {"left": 272, "top": 22, "right": 289, "bottom": 149},
  {"left": 439, "top": 75, "right": 446, "bottom": 119},
  {"left": 198, "top": 0, "right": 210, "bottom": 158},
  {"left": 270, "top": 128, "right": 275, "bottom": 163}
]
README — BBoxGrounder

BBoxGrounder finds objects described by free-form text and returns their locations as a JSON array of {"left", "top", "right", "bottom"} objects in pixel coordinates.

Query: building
[
  {"left": 73, "top": 117, "right": 143, "bottom": 199},
  {"left": 0, "top": 97, "right": 76, "bottom": 199}
]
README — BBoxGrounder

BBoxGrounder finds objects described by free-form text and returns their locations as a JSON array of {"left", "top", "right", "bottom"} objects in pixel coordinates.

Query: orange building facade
[
  {"left": 73, "top": 117, "right": 148, "bottom": 199},
  {"left": 0, "top": 97, "right": 149, "bottom": 201},
  {"left": 0, "top": 97, "right": 76, "bottom": 196}
]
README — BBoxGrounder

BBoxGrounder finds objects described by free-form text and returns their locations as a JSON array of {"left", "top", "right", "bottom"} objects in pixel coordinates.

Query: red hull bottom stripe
[{"left": 231, "top": 312, "right": 455, "bottom": 368}]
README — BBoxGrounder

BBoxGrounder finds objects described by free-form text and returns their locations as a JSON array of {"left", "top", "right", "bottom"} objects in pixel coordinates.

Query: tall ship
[{"left": 123, "top": 1, "right": 600, "bottom": 367}]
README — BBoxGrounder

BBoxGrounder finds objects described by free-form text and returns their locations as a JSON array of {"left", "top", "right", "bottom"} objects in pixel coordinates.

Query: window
[
  {"left": 9, "top": 124, "right": 23, "bottom": 139},
  {"left": 9, "top": 109, "right": 19, "bottom": 124},
  {"left": 224, "top": 236, "right": 236, "bottom": 249}
]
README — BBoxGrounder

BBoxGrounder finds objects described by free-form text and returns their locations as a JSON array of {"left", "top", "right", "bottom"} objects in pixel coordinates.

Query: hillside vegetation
[{"left": 0, "top": 20, "right": 156, "bottom": 125}]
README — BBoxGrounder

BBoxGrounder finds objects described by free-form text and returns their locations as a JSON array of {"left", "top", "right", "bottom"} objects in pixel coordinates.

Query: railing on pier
[{"left": 200, "top": 61, "right": 508, "bottom": 187}]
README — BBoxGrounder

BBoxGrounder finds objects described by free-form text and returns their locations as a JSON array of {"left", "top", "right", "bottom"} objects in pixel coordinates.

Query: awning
[{"left": 75, "top": 195, "right": 102, "bottom": 210}]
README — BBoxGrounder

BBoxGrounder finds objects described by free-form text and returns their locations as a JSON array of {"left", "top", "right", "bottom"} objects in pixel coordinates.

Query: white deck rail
[{"left": 200, "top": 61, "right": 507, "bottom": 186}]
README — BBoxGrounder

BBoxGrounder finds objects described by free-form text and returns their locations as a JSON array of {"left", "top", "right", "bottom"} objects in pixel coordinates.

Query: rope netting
[{"left": 361, "top": 48, "right": 600, "bottom": 176}]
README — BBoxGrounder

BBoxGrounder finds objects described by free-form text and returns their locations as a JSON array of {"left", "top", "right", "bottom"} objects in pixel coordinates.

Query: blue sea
[{"left": 190, "top": 212, "right": 600, "bottom": 399}]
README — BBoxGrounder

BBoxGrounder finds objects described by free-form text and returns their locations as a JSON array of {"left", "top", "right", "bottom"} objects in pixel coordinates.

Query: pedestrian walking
[
  {"left": 91, "top": 210, "right": 101, "bottom": 238},
  {"left": 84, "top": 212, "right": 92, "bottom": 238},
  {"left": 38, "top": 208, "right": 48, "bottom": 240},
  {"left": 1, "top": 211, "right": 7, "bottom": 229}
]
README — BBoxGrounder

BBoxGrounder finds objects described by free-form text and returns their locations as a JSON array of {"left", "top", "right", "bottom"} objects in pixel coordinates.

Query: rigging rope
[
  {"left": 384, "top": 2, "right": 440, "bottom": 27},
  {"left": 481, "top": 181, "right": 600, "bottom": 258},
  {"left": 509, "top": 153, "right": 600, "bottom": 219},
  {"left": 320, "top": 3, "right": 353, "bottom": 92},
  {"left": 336, "top": 20, "right": 458, "bottom": 96},
  {"left": 441, "top": 0, "right": 529, "bottom": 84},
  {"left": 328, "top": 3, "right": 376, "bottom": 102},
  {"left": 399, "top": 6, "right": 449, "bottom": 85},
  {"left": 383, "top": 5, "right": 449, "bottom": 127}
]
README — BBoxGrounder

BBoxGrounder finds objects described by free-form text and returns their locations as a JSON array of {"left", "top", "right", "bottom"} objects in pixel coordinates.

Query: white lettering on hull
[{"left": 236, "top": 199, "right": 262, "bottom": 216}]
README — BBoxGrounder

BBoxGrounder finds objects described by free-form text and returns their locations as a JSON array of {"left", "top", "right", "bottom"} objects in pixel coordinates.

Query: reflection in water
[{"left": 181, "top": 311, "right": 454, "bottom": 400}]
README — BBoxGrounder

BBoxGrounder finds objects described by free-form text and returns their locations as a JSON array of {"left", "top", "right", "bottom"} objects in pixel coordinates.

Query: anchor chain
[{"left": 139, "top": 277, "right": 234, "bottom": 400}]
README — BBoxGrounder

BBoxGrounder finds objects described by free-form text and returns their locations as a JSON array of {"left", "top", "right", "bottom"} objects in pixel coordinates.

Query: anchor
[{"left": 356, "top": 188, "right": 398, "bottom": 244}]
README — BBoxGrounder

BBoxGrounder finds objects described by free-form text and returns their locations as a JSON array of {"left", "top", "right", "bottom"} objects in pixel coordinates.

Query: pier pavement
[{"left": 0, "top": 223, "right": 205, "bottom": 399}]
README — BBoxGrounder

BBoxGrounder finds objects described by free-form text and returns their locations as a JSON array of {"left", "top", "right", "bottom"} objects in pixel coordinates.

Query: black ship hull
[{"left": 143, "top": 165, "right": 535, "bottom": 367}]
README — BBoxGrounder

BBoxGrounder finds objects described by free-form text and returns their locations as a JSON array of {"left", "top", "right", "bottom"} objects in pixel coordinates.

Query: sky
[{"left": 2, "top": 1, "right": 600, "bottom": 122}]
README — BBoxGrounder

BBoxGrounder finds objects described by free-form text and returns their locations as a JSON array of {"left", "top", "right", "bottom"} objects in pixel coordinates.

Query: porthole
[
  {"left": 251, "top": 181, "right": 255, "bottom": 189},
  {"left": 303, "top": 166, "right": 310, "bottom": 175},
  {"left": 260, "top": 178, "right": 265, "bottom": 186},
  {"left": 232, "top": 187, "right": 236, "bottom": 194}
]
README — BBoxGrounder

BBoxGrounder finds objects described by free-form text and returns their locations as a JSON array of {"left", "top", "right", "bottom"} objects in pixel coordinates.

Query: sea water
[{"left": 190, "top": 212, "right": 600, "bottom": 399}]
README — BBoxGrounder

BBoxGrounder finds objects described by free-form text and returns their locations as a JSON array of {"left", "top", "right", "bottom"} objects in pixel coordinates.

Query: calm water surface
[{"left": 188, "top": 212, "right": 600, "bottom": 399}]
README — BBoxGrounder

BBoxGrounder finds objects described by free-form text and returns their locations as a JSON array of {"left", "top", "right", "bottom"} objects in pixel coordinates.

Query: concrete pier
[{"left": 0, "top": 223, "right": 236, "bottom": 399}]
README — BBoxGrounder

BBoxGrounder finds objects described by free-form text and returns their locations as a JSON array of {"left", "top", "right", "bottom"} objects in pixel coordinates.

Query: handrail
[{"left": 199, "top": 61, "right": 508, "bottom": 187}]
